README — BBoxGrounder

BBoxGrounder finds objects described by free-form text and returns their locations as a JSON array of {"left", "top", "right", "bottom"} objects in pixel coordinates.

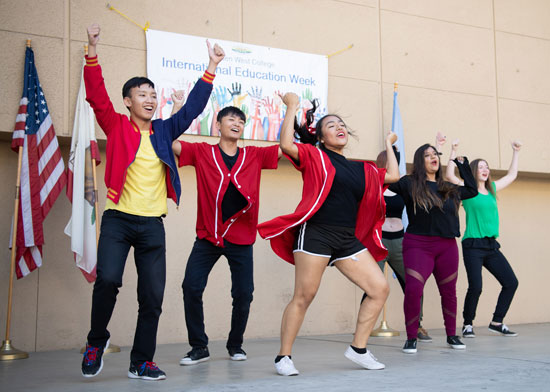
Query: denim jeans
[
  {"left": 183, "top": 238, "right": 254, "bottom": 349},
  {"left": 87, "top": 209, "right": 166, "bottom": 363}
]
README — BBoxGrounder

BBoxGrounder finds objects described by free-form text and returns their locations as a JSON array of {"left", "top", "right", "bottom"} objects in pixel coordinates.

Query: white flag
[{"left": 64, "top": 59, "right": 101, "bottom": 282}]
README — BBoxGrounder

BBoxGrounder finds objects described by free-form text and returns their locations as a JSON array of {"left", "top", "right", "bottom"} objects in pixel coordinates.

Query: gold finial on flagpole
[
  {"left": 84, "top": 44, "right": 88, "bottom": 56},
  {"left": 26, "top": 39, "right": 31, "bottom": 48},
  {"left": 394, "top": 82, "right": 398, "bottom": 92}
]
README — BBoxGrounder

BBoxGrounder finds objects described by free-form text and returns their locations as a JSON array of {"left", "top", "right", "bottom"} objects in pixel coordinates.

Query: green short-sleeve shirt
[{"left": 462, "top": 183, "right": 499, "bottom": 240}]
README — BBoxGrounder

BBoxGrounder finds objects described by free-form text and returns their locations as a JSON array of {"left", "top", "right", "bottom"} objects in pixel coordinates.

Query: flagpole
[
  {"left": 84, "top": 44, "right": 101, "bottom": 247},
  {"left": 370, "top": 81, "right": 400, "bottom": 338},
  {"left": 0, "top": 42, "right": 31, "bottom": 362}
]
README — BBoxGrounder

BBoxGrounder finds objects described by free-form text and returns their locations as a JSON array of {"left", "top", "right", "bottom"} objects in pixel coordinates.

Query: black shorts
[{"left": 293, "top": 222, "right": 367, "bottom": 266}]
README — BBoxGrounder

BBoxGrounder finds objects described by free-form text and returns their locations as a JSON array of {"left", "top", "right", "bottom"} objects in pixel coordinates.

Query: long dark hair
[
  {"left": 410, "top": 144, "right": 459, "bottom": 213},
  {"left": 470, "top": 159, "right": 495, "bottom": 196},
  {"left": 293, "top": 100, "right": 348, "bottom": 146}
]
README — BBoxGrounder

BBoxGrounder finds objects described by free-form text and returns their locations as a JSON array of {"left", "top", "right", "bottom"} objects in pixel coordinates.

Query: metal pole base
[
  {"left": 80, "top": 343, "right": 121, "bottom": 354},
  {"left": 0, "top": 339, "right": 29, "bottom": 361},
  {"left": 370, "top": 320, "right": 400, "bottom": 337}
]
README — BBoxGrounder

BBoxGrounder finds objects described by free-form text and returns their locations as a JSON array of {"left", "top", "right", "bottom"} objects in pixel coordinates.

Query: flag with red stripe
[
  {"left": 64, "top": 59, "right": 101, "bottom": 282},
  {"left": 10, "top": 46, "right": 67, "bottom": 279}
]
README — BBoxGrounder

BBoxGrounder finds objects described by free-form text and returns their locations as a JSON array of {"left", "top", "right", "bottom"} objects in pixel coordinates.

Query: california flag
[{"left": 64, "top": 59, "right": 101, "bottom": 282}]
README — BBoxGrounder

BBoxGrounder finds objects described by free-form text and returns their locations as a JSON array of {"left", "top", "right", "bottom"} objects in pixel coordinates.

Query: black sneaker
[
  {"left": 488, "top": 323, "right": 518, "bottom": 337},
  {"left": 402, "top": 339, "right": 417, "bottom": 354},
  {"left": 128, "top": 361, "right": 166, "bottom": 380},
  {"left": 228, "top": 347, "right": 247, "bottom": 361},
  {"left": 417, "top": 327, "right": 432, "bottom": 342},
  {"left": 179, "top": 347, "right": 210, "bottom": 366},
  {"left": 447, "top": 335, "right": 466, "bottom": 349},
  {"left": 81, "top": 340, "right": 109, "bottom": 378},
  {"left": 462, "top": 324, "right": 476, "bottom": 338}
]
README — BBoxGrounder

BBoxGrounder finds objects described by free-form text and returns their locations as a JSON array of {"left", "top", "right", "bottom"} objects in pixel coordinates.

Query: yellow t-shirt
[{"left": 106, "top": 131, "right": 167, "bottom": 216}]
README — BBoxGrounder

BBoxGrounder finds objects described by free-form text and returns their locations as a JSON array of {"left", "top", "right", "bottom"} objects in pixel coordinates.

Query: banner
[{"left": 146, "top": 29, "right": 328, "bottom": 141}]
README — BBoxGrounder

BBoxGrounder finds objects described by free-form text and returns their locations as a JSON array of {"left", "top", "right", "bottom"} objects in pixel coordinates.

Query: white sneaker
[
  {"left": 275, "top": 356, "right": 299, "bottom": 376},
  {"left": 462, "top": 324, "right": 475, "bottom": 338},
  {"left": 344, "top": 346, "right": 385, "bottom": 370}
]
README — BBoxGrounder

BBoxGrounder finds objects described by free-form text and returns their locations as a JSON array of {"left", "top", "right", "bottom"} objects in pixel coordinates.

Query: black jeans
[
  {"left": 183, "top": 238, "right": 254, "bottom": 350},
  {"left": 87, "top": 209, "right": 166, "bottom": 363},
  {"left": 462, "top": 239, "right": 518, "bottom": 325}
]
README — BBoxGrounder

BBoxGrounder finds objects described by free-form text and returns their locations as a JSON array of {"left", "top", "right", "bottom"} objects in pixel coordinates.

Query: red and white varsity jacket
[
  {"left": 257, "top": 143, "right": 388, "bottom": 264},
  {"left": 178, "top": 142, "right": 279, "bottom": 246},
  {"left": 84, "top": 55, "right": 214, "bottom": 205}
]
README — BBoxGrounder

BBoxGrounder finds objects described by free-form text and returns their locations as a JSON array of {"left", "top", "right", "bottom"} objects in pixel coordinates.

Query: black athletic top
[
  {"left": 385, "top": 194, "right": 405, "bottom": 218},
  {"left": 388, "top": 158, "right": 477, "bottom": 238},
  {"left": 308, "top": 146, "right": 365, "bottom": 228},
  {"left": 219, "top": 146, "right": 248, "bottom": 223},
  {"left": 382, "top": 193, "right": 405, "bottom": 240}
]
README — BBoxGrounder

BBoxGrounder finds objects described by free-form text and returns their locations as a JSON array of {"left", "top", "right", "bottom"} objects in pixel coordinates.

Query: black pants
[
  {"left": 183, "top": 238, "right": 253, "bottom": 350},
  {"left": 87, "top": 210, "right": 166, "bottom": 363},
  {"left": 462, "top": 239, "right": 518, "bottom": 325}
]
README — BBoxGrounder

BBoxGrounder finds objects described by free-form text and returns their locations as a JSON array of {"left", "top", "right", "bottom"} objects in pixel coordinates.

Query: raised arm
[
  {"left": 170, "top": 90, "right": 184, "bottom": 116},
  {"left": 166, "top": 40, "right": 224, "bottom": 139},
  {"left": 83, "top": 23, "right": 119, "bottom": 136},
  {"left": 494, "top": 141, "right": 522, "bottom": 191},
  {"left": 455, "top": 157, "right": 478, "bottom": 200},
  {"left": 435, "top": 131, "right": 447, "bottom": 154},
  {"left": 384, "top": 132, "right": 399, "bottom": 183},
  {"left": 87, "top": 23, "right": 99, "bottom": 57},
  {"left": 279, "top": 92, "right": 300, "bottom": 161},
  {"left": 445, "top": 139, "right": 463, "bottom": 185},
  {"left": 205, "top": 39, "right": 225, "bottom": 75}
]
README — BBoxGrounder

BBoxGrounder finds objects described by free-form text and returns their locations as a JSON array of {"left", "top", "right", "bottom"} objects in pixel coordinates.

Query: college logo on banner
[{"left": 146, "top": 29, "right": 328, "bottom": 141}]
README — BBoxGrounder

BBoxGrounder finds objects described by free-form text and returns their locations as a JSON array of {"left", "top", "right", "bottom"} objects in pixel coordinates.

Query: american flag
[{"left": 11, "top": 46, "right": 67, "bottom": 279}]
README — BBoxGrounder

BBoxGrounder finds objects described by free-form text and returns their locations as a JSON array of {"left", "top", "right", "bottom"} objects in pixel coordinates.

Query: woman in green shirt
[{"left": 446, "top": 140, "right": 522, "bottom": 338}]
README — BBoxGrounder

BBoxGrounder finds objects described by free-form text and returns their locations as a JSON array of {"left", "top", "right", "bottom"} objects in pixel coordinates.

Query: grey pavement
[{"left": 1, "top": 323, "right": 549, "bottom": 392}]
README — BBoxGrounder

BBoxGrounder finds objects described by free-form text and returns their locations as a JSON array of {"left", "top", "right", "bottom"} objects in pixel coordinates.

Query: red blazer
[
  {"left": 257, "top": 143, "right": 388, "bottom": 264},
  {"left": 178, "top": 142, "right": 279, "bottom": 246}
]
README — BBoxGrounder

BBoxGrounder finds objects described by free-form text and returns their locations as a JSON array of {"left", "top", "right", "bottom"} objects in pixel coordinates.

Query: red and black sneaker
[
  {"left": 128, "top": 361, "right": 166, "bottom": 381},
  {"left": 81, "top": 340, "right": 109, "bottom": 377}
]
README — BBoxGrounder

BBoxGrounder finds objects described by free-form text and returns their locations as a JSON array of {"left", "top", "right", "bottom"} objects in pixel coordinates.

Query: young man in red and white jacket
[
  {"left": 172, "top": 105, "right": 281, "bottom": 365},
  {"left": 80, "top": 24, "right": 224, "bottom": 381}
]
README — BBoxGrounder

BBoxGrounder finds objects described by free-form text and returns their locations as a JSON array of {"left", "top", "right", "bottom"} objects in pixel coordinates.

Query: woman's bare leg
[
  {"left": 279, "top": 252, "right": 327, "bottom": 355},
  {"left": 334, "top": 250, "right": 389, "bottom": 348}
]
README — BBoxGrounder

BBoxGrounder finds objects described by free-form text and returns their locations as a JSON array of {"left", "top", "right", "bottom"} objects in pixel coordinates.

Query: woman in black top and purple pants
[
  {"left": 362, "top": 147, "right": 431, "bottom": 341},
  {"left": 389, "top": 144, "right": 477, "bottom": 354}
]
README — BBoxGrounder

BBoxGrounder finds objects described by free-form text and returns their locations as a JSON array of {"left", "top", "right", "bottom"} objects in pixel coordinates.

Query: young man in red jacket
[
  {"left": 172, "top": 104, "right": 281, "bottom": 365},
  {"left": 80, "top": 23, "right": 224, "bottom": 381}
]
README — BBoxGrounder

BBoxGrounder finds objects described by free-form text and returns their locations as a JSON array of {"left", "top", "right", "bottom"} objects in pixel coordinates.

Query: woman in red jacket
[{"left": 258, "top": 93, "right": 399, "bottom": 375}]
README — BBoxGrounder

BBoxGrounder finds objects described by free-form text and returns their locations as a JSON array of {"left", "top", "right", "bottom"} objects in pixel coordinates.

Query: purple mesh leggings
[{"left": 403, "top": 233, "right": 459, "bottom": 339}]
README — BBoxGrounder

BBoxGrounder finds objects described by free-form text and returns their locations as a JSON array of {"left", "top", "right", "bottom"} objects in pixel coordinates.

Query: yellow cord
[
  {"left": 327, "top": 44, "right": 353, "bottom": 58},
  {"left": 106, "top": 3, "right": 150, "bottom": 31}
]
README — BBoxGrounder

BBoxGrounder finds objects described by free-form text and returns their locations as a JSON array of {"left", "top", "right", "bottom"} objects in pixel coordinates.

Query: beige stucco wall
[{"left": 0, "top": 0, "right": 549, "bottom": 352}]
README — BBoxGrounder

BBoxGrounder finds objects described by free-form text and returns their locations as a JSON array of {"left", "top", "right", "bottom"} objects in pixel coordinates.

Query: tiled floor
[{"left": 1, "top": 323, "right": 549, "bottom": 391}]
